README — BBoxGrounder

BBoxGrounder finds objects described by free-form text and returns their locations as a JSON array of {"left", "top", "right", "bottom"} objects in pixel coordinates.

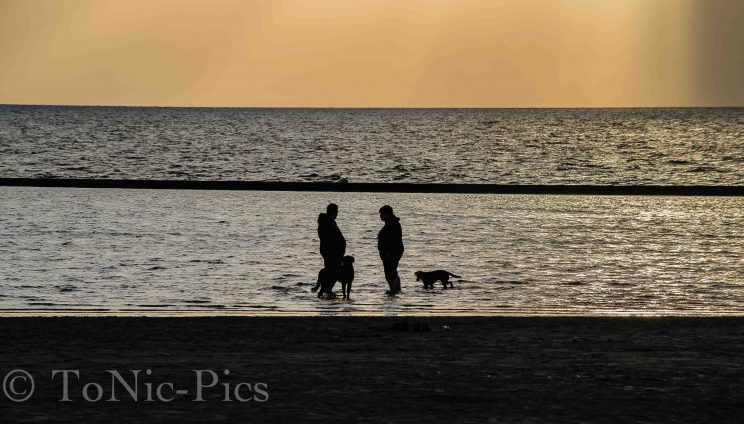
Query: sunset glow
[{"left": 1, "top": 0, "right": 742, "bottom": 107}]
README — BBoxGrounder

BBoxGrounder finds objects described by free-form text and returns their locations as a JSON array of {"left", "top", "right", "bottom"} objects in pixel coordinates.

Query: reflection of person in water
[
  {"left": 316, "top": 203, "right": 346, "bottom": 296},
  {"left": 377, "top": 205, "right": 404, "bottom": 295}
]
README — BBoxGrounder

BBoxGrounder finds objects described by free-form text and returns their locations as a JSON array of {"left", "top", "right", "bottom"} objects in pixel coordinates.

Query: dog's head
[
  {"left": 414, "top": 271, "right": 422, "bottom": 281},
  {"left": 342, "top": 255, "right": 355, "bottom": 265}
]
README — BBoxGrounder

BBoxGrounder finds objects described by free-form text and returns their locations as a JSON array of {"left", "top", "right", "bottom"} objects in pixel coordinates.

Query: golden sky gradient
[{"left": 1, "top": 0, "right": 742, "bottom": 107}]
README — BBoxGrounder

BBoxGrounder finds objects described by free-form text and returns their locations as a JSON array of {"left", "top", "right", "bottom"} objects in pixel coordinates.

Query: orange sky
[{"left": 0, "top": 0, "right": 742, "bottom": 107}]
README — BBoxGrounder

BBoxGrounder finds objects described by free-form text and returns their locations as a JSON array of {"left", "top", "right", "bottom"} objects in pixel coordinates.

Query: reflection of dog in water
[
  {"left": 415, "top": 270, "right": 461, "bottom": 289},
  {"left": 312, "top": 256, "right": 355, "bottom": 299}
]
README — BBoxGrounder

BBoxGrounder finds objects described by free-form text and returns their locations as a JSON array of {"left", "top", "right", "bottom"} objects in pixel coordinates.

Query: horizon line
[{"left": 2, "top": 103, "right": 743, "bottom": 110}]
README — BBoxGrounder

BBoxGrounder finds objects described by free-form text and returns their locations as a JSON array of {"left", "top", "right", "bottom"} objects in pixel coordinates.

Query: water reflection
[{"left": 0, "top": 187, "right": 742, "bottom": 315}]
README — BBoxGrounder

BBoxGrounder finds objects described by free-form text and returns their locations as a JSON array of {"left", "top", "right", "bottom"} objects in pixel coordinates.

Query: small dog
[
  {"left": 415, "top": 270, "right": 461, "bottom": 289},
  {"left": 312, "top": 255, "right": 355, "bottom": 299}
]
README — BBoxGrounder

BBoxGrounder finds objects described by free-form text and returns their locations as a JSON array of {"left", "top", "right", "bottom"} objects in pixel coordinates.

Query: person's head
[
  {"left": 327, "top": 203, "right": 339, "bottom": 219},
  {"left": 379, "top": 205, "right": 393, "bottom": 221}
]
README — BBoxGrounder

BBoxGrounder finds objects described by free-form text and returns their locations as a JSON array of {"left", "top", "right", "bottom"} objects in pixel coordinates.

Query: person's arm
[
  {"left": 393, "top": 221, "right": 402, "bottom": 244},
  {"left": 379, "top": 224, "right": 396, "bottom": 257}
]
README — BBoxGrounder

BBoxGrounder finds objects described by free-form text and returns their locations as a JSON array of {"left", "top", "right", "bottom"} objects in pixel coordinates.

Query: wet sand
[{"left": 1, "top": 316, "right": 743, "bottom": 423}]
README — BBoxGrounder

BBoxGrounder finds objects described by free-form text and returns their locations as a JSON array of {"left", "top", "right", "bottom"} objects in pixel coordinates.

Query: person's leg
[
  {"left": 319, "top": 256, "right": 334, "bottom": 296},
  {"left": 321, "top": 256, "right": 341, "bottom": 296},
  {"left": 382, "top": 254, "right": 397, "bottom": 293},
  {"left": 328, "top": 256, "right": 341, "bottom": 293},
  {"left": 390, "top": 254, "right": 402, "bottom": 293},
  {"left": 380, "top": 254, "right": 390, "bottom": 291}
]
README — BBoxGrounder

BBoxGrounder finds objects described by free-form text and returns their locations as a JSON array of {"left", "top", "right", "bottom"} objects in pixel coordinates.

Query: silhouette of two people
[{"left": 314, "top": 203, "right": 404, "bottom": 297}]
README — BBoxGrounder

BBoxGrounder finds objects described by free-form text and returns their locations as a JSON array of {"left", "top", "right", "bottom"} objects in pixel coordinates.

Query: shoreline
[
  {"left": 4, "top": 310, "right": 744, "bottom": 317},
  {"left": 3, "top": 316, "right": 743, "bottom": 422}
]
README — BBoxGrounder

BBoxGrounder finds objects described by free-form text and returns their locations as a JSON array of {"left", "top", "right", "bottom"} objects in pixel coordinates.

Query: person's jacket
[
  {"left": 377, "top": 215, "right": 404, "bottom": 255},
  {"left": 318, "top": 213, "right": 346, "bottom": 257}
]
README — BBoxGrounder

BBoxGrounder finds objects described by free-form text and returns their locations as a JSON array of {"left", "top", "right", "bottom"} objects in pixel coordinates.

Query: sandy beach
[{"left": 1, "top": 316, "right": 743, "bottom": 422}]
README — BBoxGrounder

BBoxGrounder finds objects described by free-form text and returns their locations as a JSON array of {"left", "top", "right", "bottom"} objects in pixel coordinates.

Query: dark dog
[
  {"left": 415, "top": 270, "right": 461, "bottom": 289},
  {"left": 312, "top": 256, "right": 355, "bottom": 299},
  {"left": 338, "top": 255, "right": 355, "bottom": 299}
]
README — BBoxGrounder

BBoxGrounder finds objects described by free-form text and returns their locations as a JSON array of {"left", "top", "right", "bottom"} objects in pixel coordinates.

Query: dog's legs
[
  {"left": 318, "top": 277, "right": 331, "bottom": 298},
  {"left": 312, "top": 269, "right": 325, "bottom": 293}
]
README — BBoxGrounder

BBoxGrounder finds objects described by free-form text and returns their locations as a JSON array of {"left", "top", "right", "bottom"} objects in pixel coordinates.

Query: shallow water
[
  {"left": 1, "top": 187, "right": 742, "bottom": 315},
  {"left": 1, "top": 106, "right": 742, "bottom": 184}
]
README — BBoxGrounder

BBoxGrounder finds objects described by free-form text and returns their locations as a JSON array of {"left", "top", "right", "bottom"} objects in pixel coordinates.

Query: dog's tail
[{"left": 448, "top": 272, "right": 461, "bottom": 279}]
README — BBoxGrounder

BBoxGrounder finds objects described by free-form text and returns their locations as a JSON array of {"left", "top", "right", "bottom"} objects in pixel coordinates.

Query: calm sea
[
  {"left": 0, "top": 106, "right": 742, "bottom": 315},
  {"left": 1, "top": 106, "right": 742, "bottom": 184}
]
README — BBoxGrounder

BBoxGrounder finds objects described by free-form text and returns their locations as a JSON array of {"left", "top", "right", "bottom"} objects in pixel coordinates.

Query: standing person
[
  {"left": 377, "top": 205, "right": 404, "bottom": 295},
  {"left": 316, "top": 203, "right": 346, "bottom": 296}
]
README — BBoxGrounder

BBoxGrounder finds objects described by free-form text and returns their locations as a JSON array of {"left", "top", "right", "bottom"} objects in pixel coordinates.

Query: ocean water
[
  {"left": 2, "top": 107, "right": 742, "bottom": 315},
  {"left": 1, "top": 187, "right": 742, "bottom": 315},
  {"left": 1, "top": 106, "right": 742, "bottom": 184}
]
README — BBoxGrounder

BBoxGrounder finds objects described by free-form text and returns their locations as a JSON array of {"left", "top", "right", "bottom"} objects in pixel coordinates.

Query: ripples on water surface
[
  {"left": 1, "top": 187, "right": 742, "bottom": 315},
  {"left": 1, "top": 106, "right": 742, "bottom": 184}
]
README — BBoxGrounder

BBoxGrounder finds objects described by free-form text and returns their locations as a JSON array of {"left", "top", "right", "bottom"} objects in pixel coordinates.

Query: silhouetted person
[
  {"left": 315, "top": 203, "right": 346, "bottom": 297},
  {"left": 378, "top": 205, "right": 403, "bottom": 295}
]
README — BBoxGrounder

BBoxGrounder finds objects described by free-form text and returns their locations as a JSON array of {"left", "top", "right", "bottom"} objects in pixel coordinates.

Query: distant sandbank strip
[{"left": 1, "top": 178, "right": 742, "bottom": 196}]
